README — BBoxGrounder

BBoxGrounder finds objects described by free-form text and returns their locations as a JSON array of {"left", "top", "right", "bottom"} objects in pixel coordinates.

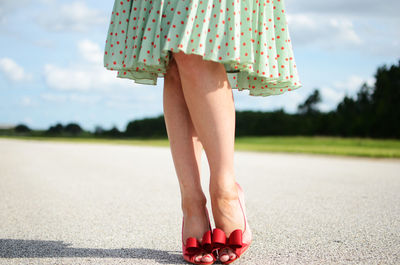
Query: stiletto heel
[
  {"left": 182, "top": 208, "right": 217, "bottom": 265},
  {"left": 212, "top": 182, "right": 252, "bottom": 264}
]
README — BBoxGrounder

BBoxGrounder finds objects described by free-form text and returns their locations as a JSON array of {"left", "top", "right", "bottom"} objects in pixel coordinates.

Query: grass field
[{"left": 1, "top": 135, "right": 400, "bottom": 158}]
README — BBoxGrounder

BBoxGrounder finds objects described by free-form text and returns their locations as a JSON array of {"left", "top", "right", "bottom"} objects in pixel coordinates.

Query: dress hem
[{"left": 108, "top": 47, "right": 302, "bottom": 97}]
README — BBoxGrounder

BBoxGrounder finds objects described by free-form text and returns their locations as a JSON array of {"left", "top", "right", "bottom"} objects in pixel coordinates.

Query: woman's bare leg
[
  {"left": 163, "top": 56, "right": 214, "bottom": 263},
  {"left": 172, "top": 51, "right": 250, "bottom": 262}
]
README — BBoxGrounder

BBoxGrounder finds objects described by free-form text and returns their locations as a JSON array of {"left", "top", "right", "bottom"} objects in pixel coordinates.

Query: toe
[
  {"left": 228, "top": 250, "right": 237, "bottom": 260},
  {"left": 201, "top": 254, "right": 214, "bottom": 263},
  {"left": 194, "top": 255, "right": 202, "bottom": 263},
  {"left": 219, "top": 254, "right": 229, "bottom": 262},
  {"left": 219, "top": 250, "right": 230, "bottom": 262}
]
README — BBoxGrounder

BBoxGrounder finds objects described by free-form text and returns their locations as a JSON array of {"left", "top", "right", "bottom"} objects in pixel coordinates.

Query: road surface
[{"left": 0, "top": 138, "right": 399, "bottom": 264}]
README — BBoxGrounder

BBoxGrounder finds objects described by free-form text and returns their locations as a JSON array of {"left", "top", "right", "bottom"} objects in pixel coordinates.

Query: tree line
[{"left": 5, "top": 60, "right": 400, "bottom": 139}]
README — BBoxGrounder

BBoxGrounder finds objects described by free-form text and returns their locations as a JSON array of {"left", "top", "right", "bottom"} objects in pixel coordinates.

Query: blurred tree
[
  {"left": 297, "top": 89, "right": 321, "bottom": 115},
  {"left": 94, "top": 125, "right": 105, "bottom": 135},
  {"left": 370, "top": 60, "right": 400, "bottom": 138},
  {"left": 125, "top": 115, "right": 167, "bottom": 137},
  {"left": 64, "top": 123, "right": 83, "bottom": 135},
  {"left": 14, "top": 124, "right": 31, "bottom": 133},
  {"left": 46, "top": 123, "right": 64, "bottom": 135},
  {"left": 335, "top": 95, "right": 358, "bottom": 137},
  {"left": 105, "top": 126, "right": 122, "bottom": 137}
]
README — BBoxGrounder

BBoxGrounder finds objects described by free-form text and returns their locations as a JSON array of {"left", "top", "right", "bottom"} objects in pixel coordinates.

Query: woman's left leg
[{"left": 163, "top": 57, "right": 214, "bottom": 263}]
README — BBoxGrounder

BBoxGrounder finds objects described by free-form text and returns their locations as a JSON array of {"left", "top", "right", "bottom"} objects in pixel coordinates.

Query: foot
[
  {"left": 210, "top": 183, "right": 252, "bottom": 263},
  {"left": 182, "top": 198, "right": 214, "bottom": 263}
]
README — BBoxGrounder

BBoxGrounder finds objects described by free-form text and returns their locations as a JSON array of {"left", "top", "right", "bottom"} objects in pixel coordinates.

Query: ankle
[
  {"left": 209, "top": 181, "right": 238, "bottom": 202},
  {"left": 181, "top": 195, "right": 207, "bottom": 216}
]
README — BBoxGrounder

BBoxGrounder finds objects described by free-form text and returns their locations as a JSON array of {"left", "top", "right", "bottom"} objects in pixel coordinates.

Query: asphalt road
[{"left": 0, "top": 138, "right": 399, "bottom": 264}]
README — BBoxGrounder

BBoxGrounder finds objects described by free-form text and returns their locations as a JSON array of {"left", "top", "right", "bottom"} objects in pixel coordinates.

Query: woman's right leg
[
  {"left": 172, "top": 51, "right": 250, "bottom": 263},
  {"left": 163, "top": 56, "right": 214, "bottom": 263}
]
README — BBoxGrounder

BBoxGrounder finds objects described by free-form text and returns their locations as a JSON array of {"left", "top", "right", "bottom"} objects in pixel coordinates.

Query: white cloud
[
  {"left": 22, "top": 116, "right": 34, "bottom": 126},
  {"left": 43, "top": 39, "right": 135, "bottom": 91},
  {"left": 285, "top": 0, "right": 400, "bottom": 56},
  {"left": 32, "top": 39, "right": 55, "bottom": 49},
  {"left": 39, "top": 0, "right": 56, "bottom": 4},
  {"left": 318, "top": 86, "right": 345, "bottom": 112},
  {"left": 43, "top": 63, "right": 128, "bottom": 91},
  {"left": 40, "top": 93, "right": 67, "bottom": 102},
  {"left": 36, "top": 1, "right": 107, "bottom": 32},
  {"left": 41, "top": 92, "right": 102, "bottom": 104},
  {"left": 0, "top": 57, "right": 33, "bottom": 82},
  {"left": 328, "top": 19, "right": 361, "bottom": 45},
  {"left": 317, "top": 75, "right": 376, "bottom": 112},
  {"left": 287, "top": 14, "right": 362, "bottom": 49},
  {"left": 286, "top": 0, "right": 400, "bottom": 18},
  {"left": 333, "top": 75, "right": 375, "bottom": 95},
  {"left": 0, "top": 0, "right": 30, "bottom": 24},
  {"left": 44, "top": 64, "right": 93, "bottom": 91},
  {"left": 20, "top": 96, "right": 38, "bottom": 107},
  {"left": 77, "top": 39, "right": 103, "bottom": 64}
]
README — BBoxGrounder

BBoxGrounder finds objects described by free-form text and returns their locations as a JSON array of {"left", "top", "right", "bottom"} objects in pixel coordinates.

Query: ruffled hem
[{"left": 104, "top": 0, "right": 302, "bottom": 97}]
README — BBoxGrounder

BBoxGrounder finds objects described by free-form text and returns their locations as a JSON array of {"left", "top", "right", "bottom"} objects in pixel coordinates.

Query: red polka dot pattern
[{"left": 103, "top": 0, "right": 302, "bottom": 97}]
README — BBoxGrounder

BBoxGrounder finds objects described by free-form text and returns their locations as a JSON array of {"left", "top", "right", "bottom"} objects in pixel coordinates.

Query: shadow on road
[{"left": 0, "top": 238, "right": 186, "bottom": 264}]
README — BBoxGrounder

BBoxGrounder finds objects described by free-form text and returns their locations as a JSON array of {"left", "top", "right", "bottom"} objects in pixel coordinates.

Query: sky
[{"left": 0, "top": 0, "right": 399, "bottom": 131}]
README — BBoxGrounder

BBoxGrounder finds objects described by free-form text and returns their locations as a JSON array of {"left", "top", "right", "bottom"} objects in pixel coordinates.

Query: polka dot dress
[{"left": 103, "top": 0, "right": 302, "bottom": 97}]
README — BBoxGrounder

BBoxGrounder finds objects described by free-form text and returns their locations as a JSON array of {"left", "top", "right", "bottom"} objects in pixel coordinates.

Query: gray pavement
[{"left": 0, "top": 137, "right": 399, "bottom": 264}]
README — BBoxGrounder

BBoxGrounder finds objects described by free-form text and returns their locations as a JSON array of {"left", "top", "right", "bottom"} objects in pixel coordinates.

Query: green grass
[
  {"left": 234, "top": 136, "right": 400, "bottom": 158},
  {"left": 1, "top": 135, "right": 400, "bottom": 158},
  {"left": 0, "top": 135, "right": 171, "bottom": 147}
]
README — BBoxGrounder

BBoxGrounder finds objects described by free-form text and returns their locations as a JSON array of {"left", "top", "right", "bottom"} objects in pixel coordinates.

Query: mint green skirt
[{"left": 103, "top": 0, "right": 302, "bottom": 97}]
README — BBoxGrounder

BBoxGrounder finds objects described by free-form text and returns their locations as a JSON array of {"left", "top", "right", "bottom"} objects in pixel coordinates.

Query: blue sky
[{"left": 0, "top": 0, "right": 399, "bottom": 131}]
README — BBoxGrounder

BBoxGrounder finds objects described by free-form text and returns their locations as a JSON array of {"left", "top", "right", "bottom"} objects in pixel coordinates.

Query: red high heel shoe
[
  {"left": 211, "top": 182, "right": 252, "bottom": 264},
  {"left": 182, "top": 208, "right": 217, "bottom": 265}
]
